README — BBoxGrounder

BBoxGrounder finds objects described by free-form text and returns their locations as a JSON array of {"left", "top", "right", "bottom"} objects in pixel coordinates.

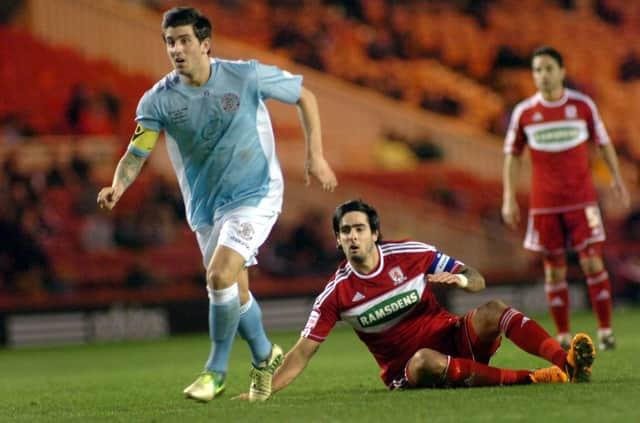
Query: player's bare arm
[
  {"left": 271, "top": 337, "right": 320, "bottom": 395},
  {"left": 427, "top": 265, "right": 486, "bottom": 292},
  {"left": 296, "top": 86, "right": 338, "bottom": 192},
  {"left": 502, "top": 153, "right": 521, "bottom": 229},
  {"left": 98, "top": 124, "right": 158, "bottom": 210},
  {"left": 599, "top": 143, "right": 631, "bottom": 209},
  {"left": 97, "top": 152, "right": 147, "bottom": 210},
  {"left": 233, "top": 336, "right": 320, "bottom": 400}
]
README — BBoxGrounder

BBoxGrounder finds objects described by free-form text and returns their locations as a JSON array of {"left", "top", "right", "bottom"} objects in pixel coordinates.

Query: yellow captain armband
[{"left": 128, "top": 124, "right": 159, "bottom": 157}]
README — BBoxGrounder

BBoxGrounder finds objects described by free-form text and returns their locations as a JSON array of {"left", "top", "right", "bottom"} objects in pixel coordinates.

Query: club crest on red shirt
[
  {"left": 388, "top": 266, "right": 407, "bottom": 285},
  {"left": 565, "top": 104, "right": 577, "bottom": 119}
]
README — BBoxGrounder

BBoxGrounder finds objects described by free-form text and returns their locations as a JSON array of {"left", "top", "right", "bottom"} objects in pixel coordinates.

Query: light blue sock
[
  {"left": 205, "top": 284, "right": 240, "bottom": 375},
  {"left": 238, "top": 293, "right": 272, "bottom": 366}
]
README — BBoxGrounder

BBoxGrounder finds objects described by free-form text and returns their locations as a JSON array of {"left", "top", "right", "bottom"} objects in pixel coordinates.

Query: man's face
[
  {"left": 163, "top": 25, "right": 209, "bottom": 76},
  {"left": 532, "top": 55, "right": 565, "bottom": 94},
  {"left": 336, "top": 211, "right": 379, "bottom": 265}
]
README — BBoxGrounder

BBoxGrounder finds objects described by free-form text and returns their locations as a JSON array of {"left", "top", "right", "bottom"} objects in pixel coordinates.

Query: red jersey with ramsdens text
[
  {"left": 504, "top": 89, "right": 610, "bottom": 212},
  {"left": 301, "top": 240, "right": 464, "bottom": 385}
]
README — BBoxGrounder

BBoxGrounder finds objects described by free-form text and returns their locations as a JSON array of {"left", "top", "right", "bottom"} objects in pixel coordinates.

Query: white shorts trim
[
  {"left": 529, "top": 202, "right": 598, "bottom": 215},
  {"left": 195, "top": 207, "right": 279, "bottom": 268},
  {"left": 523, "top": 204, "right": 606, "bottom": 255}
]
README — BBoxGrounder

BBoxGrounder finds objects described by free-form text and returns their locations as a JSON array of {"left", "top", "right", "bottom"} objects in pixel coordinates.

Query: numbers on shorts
[{"left": 585, "top": 206, "right": 602, "bottom": 229}]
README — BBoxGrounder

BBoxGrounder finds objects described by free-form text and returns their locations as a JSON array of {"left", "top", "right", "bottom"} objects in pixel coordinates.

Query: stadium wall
[{"left": 1, "top": 286, "right": 589, "bottom": 347}]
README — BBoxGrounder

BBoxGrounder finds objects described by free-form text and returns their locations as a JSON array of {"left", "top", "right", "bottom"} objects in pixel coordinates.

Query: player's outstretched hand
[
  {"left": 304, "top": 155, "right": 338, "bottom": 192},
  {"left": 97, "top": 186, "right": 121, "bottom": 211},
  {"left": 231, "top": 393, "right": 250, "bottom": 401},
  {"left": 427, "top": 272, "right": 459, "bottom": 286},
  {"left": 501, "top": 198, "right": 520, "bottom": 230}
]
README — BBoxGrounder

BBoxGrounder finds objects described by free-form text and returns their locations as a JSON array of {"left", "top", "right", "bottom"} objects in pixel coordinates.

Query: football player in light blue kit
[{"left": 97, "top": 7, "right": 338, "bottom": 402}]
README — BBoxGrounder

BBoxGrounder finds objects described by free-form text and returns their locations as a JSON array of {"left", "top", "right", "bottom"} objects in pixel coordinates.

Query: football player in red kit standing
[
  {"left": 236, "top": 199, "right": 595, "bottom": 399},
  {"left": 502, "top": 46, "right": 630, "bottom": 351}
]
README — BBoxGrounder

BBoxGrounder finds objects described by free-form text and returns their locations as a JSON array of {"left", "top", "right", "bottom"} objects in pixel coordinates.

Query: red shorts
[
  {"left": 388, "top": 311, "right": 501, "bottom": 389},
  {"left": 524, "top": 203, "right": 606, "bottom": 255}
]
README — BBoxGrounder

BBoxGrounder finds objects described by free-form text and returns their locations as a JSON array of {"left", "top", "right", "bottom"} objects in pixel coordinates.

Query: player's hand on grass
[
  {"left": 97, "top": 186, "right": 122, "bottom": 211},
  {"left": 231, "top": 393, "right": 250, "bottom": 401},
  {"left": 304, "top": 155, "right": 337, "bottom": 192},
  {"left": 501, "top": 198, "right": 520, "bottom": 230}
]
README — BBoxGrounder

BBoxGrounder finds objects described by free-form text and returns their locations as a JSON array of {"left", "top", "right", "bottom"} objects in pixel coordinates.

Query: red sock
[
  {"left": 445, "top": 357, "right": 530, "bottom": 386},
  {"left": 586, "top": 270, "right": 612, "bottom": 330},
  {"left": 545, "top": 281, "right": 570, "bottom": 335},
  {"left": 499, "top": 307, "right": 567, "bottom": 369}
]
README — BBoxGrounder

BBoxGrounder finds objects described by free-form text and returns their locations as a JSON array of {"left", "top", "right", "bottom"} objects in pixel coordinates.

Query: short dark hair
[
  {"left": 531, "top": 46, "right": 564, "bottom": 68},
  {"left": 161, "top": 7, "right": 212, "bottom": 43},
  {"left": 333, "top": 199, "right": 382, "bottom": 242}
]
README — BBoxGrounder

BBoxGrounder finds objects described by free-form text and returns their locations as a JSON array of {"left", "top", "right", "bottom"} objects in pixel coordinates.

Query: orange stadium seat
[
  {"left": 0, "top": 26, "right": 152, "bottom": 136},
  {"left": 2, "top": 0, "right": 638, "bottom": 306}
]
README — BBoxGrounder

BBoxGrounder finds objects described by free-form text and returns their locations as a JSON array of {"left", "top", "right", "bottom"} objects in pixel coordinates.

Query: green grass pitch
[{"left": 1, "top": 308, "right": 639, "bottom": 422}]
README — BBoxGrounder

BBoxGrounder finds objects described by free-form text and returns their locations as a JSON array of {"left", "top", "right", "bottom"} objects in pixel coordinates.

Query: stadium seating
[
  {"left": 1, "top": 1, "right": 638, "bottom": 310},
  {"left": 181, "top": 0, "right": 640, "bottom": 160},
  {"left": 0, "top": 25, "right": 150, "bottom": 135}
]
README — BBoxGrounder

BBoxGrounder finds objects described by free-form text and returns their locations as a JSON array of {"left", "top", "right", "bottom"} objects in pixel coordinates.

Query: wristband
[{"left": 456, "top": 274, "right": 469, "bottom": 288}]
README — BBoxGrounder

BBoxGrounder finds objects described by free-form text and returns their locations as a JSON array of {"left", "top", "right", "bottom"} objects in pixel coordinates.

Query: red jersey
[
  {"left": 301, "top": 240, "right": 464, "bottom": 385},
  {"left": 504, "top": 89, "right": 610, "bottom": 212}
]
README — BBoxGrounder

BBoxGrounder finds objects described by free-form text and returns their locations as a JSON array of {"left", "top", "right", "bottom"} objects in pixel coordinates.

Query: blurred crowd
[
  {"left": 0, "top": 143, "right": 340, "bottom": 299},
  {"left": 182, "top": 0, "right": 640, "bottom": 163},
  {"left": 0, "top": 145, "right": 185, "bottom": 296},
  {"left": 1, "top": 0, "right": 640, "bottom": 303},
  {"left": 0, "top": 149, "right": 93, "bottom": 295}
]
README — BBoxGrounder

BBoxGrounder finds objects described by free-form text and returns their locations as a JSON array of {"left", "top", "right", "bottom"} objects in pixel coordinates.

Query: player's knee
[
  {"left": 411, "top": 349, "right": 446, "bottom": 379},
  {"left": 578, "top": 250, "right": 604, "bottom": 275},
  {"left": 480, "top": 299, "right": 508, "bottom": 319},
  {"left": 206, "top": 266, "right": 236, "bottom": 289},
  {"left": 579, "top": 258, "right": 603, "bottom": 275},
  {"left": 544, "top": 266, "right": 567, "bottom": 284},
  {"left": 475, "top": 300, "right": 507, "bottom": 333},
  {"left": 544, "top": 275, "right": 565, "bottom": 286},
  {"left": 543, "top": 254, "right": 567, "bottom": 283}
]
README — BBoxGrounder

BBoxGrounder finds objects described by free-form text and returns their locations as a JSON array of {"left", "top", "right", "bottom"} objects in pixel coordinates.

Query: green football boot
[
  {"left": 183, "top": 371, "right": 225, "bottom": 402},
  {"left": 249, "top": 344, "right": 284, "bottom": 401}
]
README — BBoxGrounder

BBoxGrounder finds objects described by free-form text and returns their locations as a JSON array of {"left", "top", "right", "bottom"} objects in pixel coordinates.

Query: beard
[
  {"left": 349, "top": 253, "right": 366, "bottom": 264},
  {"left": 347, "top": 242, "right": 374, "bottom": 265}
]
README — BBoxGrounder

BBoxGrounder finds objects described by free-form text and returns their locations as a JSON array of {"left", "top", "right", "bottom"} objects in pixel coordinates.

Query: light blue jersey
[{"left": 131, "top": 58, "right": 303, "bottom": 230}]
